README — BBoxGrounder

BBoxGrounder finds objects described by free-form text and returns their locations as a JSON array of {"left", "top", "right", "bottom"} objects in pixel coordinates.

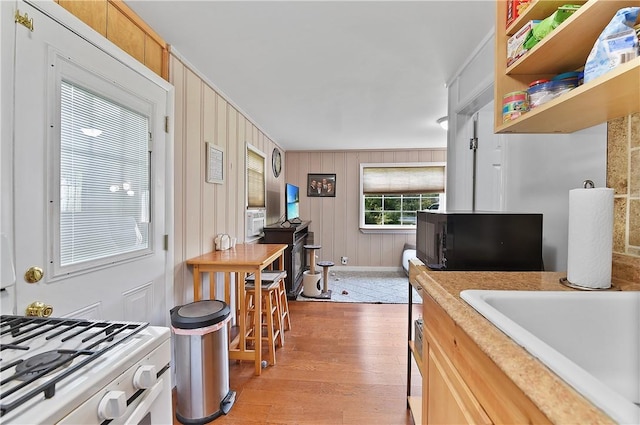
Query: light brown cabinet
[
  {"left": 410, "top": 268, "right": 551, "bottom": 424},
  {"left": 420, "top": 287, "right": 492, "bottom": 425},
  {"left": 56, "top": 0, "right": 168, "bottom": 80},
  {"left": 406, "top": 276, "right": 424, "bottom": 423},
  {"left": 494, "top": 0, "right": 640, "bottom": 134},
  {"left": 57, "top": 0, "right": 107, "bottom": 36},
  {"left": 425, "top": 338, "right": 491, "bottom": 425}
]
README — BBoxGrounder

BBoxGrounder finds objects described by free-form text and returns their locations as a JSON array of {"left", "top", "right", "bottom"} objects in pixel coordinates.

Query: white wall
[
  {"left": 446, "top": 29, "right": 495, "bottom": 211},
  {"left": 447, "top": 32, "right": 608, "bottom": 272},
  {"left": 500, "top": 116, "right": 607, "bottom": 271}
]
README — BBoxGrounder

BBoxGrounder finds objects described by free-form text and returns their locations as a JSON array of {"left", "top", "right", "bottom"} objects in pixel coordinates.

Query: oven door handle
[{"left": 123, "top": 377, "right": 164, "bottom": 425}]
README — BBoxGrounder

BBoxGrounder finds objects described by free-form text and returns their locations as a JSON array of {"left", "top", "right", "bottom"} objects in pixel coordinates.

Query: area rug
[{"left": 295, "top": 270, "right": 421, "bottom": 304}]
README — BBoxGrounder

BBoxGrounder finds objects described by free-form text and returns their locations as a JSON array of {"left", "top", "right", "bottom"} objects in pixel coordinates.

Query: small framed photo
[
  {"left": 307, "top": 173, "right": 336, "bottom": 197},
  {"left": 206, "top": 142, "right": 224, "bottom": 184}
]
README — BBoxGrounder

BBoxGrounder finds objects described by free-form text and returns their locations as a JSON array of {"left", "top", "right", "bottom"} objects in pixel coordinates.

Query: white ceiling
[{"left": 125, "top": 1, "right": 495, "bottom": 151}]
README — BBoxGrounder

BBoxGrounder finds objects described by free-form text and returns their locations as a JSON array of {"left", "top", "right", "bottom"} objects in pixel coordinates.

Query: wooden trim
[{"left": 161, "top": 45, "right": 170, "bottom": 80}]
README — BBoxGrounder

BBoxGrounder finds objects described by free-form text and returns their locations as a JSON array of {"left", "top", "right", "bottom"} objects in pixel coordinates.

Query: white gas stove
[{"left": 0, "top": 315, "right": 172, "bottom": 424}]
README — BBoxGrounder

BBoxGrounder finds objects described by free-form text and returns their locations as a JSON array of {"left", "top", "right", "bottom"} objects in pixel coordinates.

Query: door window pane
[{"left": 59, "top": 81, "right": 150, "bottom": 267}]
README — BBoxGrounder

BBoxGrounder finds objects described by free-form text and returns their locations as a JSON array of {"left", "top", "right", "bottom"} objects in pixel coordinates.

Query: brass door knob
[
  {"left": 25, "top": 301, "right": 53, "bottom": 317},
  {"left": 24, "top": 266, "right": 44, "bottom": 283}
]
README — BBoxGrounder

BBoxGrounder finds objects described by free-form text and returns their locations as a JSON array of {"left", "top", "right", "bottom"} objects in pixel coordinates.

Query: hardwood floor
[{"left": 173, "top": 301, "right": 423, "bottom": 424}]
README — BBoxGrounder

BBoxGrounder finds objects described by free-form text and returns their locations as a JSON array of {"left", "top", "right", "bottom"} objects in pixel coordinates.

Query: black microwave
[{"left": 416, "top": 210, "right": 544, "bottom": 271}]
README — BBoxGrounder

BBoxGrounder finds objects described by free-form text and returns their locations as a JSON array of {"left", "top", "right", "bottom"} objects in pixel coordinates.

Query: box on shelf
[
  {"left": 507, "top": 20, "right": 540, "bottom": 66},
  {"left": 506, "top": 0, "right": 531, "bottom": 28}
]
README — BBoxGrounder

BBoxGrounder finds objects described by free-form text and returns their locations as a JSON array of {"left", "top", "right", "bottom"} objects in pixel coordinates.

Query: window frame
[
  {"left": 359, "top": 162, "right": 446, "bottom": 233},
  {"left": 246, "top": 143, "right": 267, "bottom": 210},
  {"left": 50, "top": 56, "right": 155, "bottom": 278}
]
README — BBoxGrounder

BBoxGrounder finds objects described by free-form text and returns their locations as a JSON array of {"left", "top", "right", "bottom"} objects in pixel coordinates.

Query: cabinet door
[
  {"left": 107, "top": 3, "right": 145, "bottom": 64},
  {"left": 57, "top": 0, "right": 107, "bottom": 36},
  {"left": 427, "top": 342, "right": 492, "bottom": 425}
]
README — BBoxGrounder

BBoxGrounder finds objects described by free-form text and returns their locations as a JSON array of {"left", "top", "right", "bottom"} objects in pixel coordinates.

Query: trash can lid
[{"left": 171, "top": 300, "right": 230, "bottom": 329}]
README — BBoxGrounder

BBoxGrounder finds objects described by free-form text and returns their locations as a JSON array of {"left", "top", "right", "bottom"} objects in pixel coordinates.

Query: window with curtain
[
  {"left": 58, "top": 80, "right": 150, "bottom": 270},
  {"left": 360, "top": 163, "right": 445, "bottom": 229},
  {"left": 246, "top": 144, "right": 266, "bottom": 209}
]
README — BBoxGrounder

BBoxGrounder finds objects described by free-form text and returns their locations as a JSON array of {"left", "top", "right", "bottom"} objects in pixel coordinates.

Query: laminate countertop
[{"left": 410, "top": 259, "right": 640, "bottom": 425}]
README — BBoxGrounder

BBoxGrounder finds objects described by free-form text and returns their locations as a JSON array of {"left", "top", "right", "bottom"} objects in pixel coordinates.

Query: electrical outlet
[{"left": 341, "top": 256, "right": 348, "bottom": 265}]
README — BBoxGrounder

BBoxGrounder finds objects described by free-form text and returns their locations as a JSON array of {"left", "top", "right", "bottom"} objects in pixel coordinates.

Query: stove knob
[
  {"left": 98, "top": 390, "right": 127, "bottom": 420},
  {"left": 133, "top": 364, "right": 157, "bottom": 389}
]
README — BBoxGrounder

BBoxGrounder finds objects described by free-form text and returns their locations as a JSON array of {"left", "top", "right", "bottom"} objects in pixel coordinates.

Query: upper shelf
[
  {"left": 505, "top": 0, "right": 585, "bottom": 36},
  {"left": 496, "top": 0, "right": 640, "bottom": 134},
  {"left": 496, "top": 56, "right": 640, "bottom": 133},
  {"left": 506, "top": 0, "right": 640, "bottom": 76}
]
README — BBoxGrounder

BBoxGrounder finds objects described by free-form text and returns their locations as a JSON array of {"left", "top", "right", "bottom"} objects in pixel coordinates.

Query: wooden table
[{"left": 186, "top": 243, "right": 287, "bottom": 376}]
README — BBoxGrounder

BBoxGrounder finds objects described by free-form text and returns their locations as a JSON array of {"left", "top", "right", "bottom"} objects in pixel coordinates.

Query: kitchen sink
[{"left": 460, "top": 290, "right": 640, "bottom": 425}]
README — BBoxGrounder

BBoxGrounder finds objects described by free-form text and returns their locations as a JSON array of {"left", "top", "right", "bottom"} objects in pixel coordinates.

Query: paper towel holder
[
  {"left": 583, "top": 179, "right": 595, "bottom": 188},
  {"left": 559, "top": 277, "right": 619, "bottom": 291}
]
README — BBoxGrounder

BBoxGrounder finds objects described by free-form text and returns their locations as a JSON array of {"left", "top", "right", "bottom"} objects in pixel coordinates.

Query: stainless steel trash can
[{"left": 171, "top": 300, "right": 235, "bottom": 424}]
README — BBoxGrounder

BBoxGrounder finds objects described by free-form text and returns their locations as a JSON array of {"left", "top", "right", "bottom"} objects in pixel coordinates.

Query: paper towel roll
[{"left": 566, "top": 187, "right": 614, "bottom": 289}]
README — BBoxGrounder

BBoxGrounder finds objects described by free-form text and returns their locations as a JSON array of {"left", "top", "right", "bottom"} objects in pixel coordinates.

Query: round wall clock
[{"left": 272, "top": 148, "right": 282, "bottom": 178}]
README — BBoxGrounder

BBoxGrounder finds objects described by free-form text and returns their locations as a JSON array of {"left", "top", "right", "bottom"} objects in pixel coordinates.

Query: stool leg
[
  {"left": 272, "top": 289, "right": 285, "bottom": 347},
  {"left": 263, "top": 291, "right": 277, "bottom": 366},
  {"left": 273, "top": 287, "right": 285, "bottom": 347},
  {"left": 278, "top": 279, "right": 291, "bottom": 331},
  {"left": 244, "top": 292, "right": 256, "bottom": 348}
]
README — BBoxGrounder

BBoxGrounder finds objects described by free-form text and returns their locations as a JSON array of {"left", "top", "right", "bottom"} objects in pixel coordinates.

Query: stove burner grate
[{"left": 0, "top": 315, "right": 149, "bottom": 418}]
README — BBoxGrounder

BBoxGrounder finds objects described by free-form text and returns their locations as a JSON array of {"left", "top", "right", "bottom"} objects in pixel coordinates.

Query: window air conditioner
[{"left": 246, "top": 210, "right": 266, "bottom": 238}]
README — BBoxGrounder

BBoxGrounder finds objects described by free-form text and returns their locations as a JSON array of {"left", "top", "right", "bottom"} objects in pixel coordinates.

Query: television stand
[
  {"left": 262, "top": 220, "right": 310, "bottom": 299},
  {"left": 281, "top": 218, "right": 302, "bottom": 227}
]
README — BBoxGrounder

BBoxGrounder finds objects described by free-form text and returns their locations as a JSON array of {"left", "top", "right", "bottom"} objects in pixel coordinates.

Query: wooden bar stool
[{"left": 244, "top": 271, "right": 287, "bottom": 365}]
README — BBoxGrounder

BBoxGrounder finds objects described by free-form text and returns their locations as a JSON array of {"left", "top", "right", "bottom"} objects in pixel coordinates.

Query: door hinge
[
  {"left": 164, "top": 116, "right": 169, "bottom": 133},
  {"left": 469, "top": 137, "right": 478, "bottom": 150},
  {"left": 15, "top": 9, "right": 34, "bottom": 32},
  {"left": 163, "top": 234, "right": 169, "bottom": 251}
]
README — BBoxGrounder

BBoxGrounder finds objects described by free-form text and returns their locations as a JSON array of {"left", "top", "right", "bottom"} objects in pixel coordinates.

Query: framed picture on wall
[
  {"left": 206, "top": 142, "right": 224, "bottom": 184},
  {"left": 307, "top": 173, "right": 336, "bottom": 197}
]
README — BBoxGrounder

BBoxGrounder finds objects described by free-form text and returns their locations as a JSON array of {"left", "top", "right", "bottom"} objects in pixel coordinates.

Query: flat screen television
[{"left": 285, "top": 183, "right": 300, "bottom": 223}]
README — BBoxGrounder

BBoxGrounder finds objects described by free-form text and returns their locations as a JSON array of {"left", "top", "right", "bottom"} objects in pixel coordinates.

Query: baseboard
[{"left": 330, "top": 266, "right": 403, "bottom": 272}]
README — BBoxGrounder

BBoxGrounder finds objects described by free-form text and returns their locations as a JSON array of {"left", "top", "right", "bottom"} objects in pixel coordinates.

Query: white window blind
[
  {"left": 362, "top": 165, "right": 445, "bottom": 194},
  {"left": 360, "top": 162, "right": 445, "bottom": 230},
  {"left": 246, "top": 145, "right": 266, "bottom": 208},
  {"left": 59, "top": 80, "right": 149, "bottom": 267}
]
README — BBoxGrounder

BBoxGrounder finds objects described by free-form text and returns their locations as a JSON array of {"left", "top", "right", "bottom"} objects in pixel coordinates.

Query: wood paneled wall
[
  {"left": 171, "top": 55, "right": 284, "bottom": 305},
  {"left": 285, "top": 149, "right": 446, "bottom": 269}
]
